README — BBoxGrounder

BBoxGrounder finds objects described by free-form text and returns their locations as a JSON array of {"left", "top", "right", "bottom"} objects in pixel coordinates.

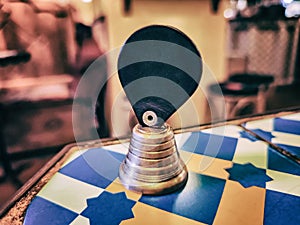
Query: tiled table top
[{"left": 21, "top": 112, "right": 300, "bottom": 225}]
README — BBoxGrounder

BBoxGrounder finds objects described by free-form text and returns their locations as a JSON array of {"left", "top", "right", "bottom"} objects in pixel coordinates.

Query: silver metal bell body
[{"left": 119, "top": 123, "right": 188, "bottom": 195}]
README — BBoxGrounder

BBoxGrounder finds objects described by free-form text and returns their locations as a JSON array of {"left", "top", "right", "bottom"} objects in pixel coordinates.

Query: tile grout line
[{"left": 238, "top": 124, "right": 300, "bottom": 165}]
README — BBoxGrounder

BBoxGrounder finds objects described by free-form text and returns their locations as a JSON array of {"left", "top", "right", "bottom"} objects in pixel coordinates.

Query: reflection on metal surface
[
  {"left": 142, "top": 110, "right": 158, "bottom": 127},
  {"left": 119, "top": 123, "right": 188, "bottom": 194}
]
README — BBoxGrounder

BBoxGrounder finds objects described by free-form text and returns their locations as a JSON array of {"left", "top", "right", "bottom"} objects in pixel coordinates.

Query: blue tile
[
  {"left": 60, "top": 148, "right": 125, "bottom": 188},
  {"left": 247, "top": 129, "right": 275, "bottom": 142},
  {"left": 140, "top": 172, "right": 225, "bottom": 224},
  {"left": 226, "top": 163, "right": 273, "bottom": 188},
  {"left": 81, "top": 191, "right": 135, "bottom": 225},
  {"left": 274, "top": 118, "right": 300, "bottom": 135},
  {"left": 277, "top": 144, "right": 300, "bottom": 158},
  {"left": 267, "top": 147, "right": 300, "bottom": 176},
  {"left": 181, "top": 132, "right": 238, "bottom": 161},
  {"left": 24, "top": 196, "right": 78, "bottom": 225},
  {"left": 264, "top": 190, "right": 300, "bottom": 225},
  {"left": 239, "top": 130, "right": 258, "bottom": 142}
]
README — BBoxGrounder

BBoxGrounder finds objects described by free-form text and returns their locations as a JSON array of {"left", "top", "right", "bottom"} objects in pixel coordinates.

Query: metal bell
[{"left": 119, "top": 123, "right": 188, "bottom": 195}]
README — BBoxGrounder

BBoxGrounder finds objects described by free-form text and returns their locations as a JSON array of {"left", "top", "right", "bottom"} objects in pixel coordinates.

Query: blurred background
[{"left": 0, "top": 0, "right": 300, "bottom": 206}]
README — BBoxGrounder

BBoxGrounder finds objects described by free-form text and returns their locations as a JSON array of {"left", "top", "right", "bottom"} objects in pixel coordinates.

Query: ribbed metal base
[{"left": 119, "top": 123, "right": 188, "bottom": 195}]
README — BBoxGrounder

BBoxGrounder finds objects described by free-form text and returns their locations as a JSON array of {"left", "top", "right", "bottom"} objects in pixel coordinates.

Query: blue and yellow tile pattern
[{"left": 23, "top": 114, "right": 300, "bottom": 225}]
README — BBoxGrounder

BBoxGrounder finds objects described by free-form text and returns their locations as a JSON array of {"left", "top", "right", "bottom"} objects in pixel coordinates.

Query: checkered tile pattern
[
  {"left": 23, "top": 114, "right": 300, "bottom": 225},
  {"left": 243, "top": 113, "right": 300, "bottom": 159}
]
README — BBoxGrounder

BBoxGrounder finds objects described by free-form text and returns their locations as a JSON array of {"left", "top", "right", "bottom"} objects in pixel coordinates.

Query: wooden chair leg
[{"left": 0, "top": 125, "right": 23, "bottom": 188}]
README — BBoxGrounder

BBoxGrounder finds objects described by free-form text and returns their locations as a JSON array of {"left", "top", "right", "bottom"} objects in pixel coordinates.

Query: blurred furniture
[
  {"left": 0, "top": 45, "right": 31, "bottom": 188},
  {"left": 209, "top": 82, "right": 260, "bottom": 120},
  {"left": 0, "top": 0, "right": 110, "bottom": 187},
  {"left": 223, "top": 1, "right": 300, "bottom": 118},
  {"left": 225, "top": 6, "right": 300, "bottom": 85},
  {"left": 209, "top": 74, "right": 274, "bottom": 120},
  {"left": 0, "top": 74, "right": 75, "bottom": 187},
  {"left": 0, "top": 104, "right": 22, "bottom": 187},
  {"left": 0, "top": 1, "right": 77, "bottom": 186}
]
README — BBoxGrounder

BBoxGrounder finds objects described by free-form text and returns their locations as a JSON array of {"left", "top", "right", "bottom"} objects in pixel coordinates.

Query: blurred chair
[{"left": 209, "top": 73, "right": 274, "bottom": 120}]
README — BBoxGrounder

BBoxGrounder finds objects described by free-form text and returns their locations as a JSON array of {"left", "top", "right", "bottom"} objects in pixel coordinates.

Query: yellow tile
[
  {"left": 179, "top": 150, "right": 194, "bottom": 165},
  {"left": 213, "top": 180, "right": 265, "bottom": 225},
  {"left": 121, "top": 202, "right": 207, "bottom": 225},
  {"left": 106, "top": 178, "right": 142, "bottom": 201},
  {"left": 186, "top": 154, "right": 232, "bottom": 180}
]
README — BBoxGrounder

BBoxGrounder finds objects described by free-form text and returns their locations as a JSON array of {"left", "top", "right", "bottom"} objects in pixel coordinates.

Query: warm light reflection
[
  {"left": 224, "top": 8, "right": 236, "bottom": 19},
  {"left": 282, "top": 0, "right": 294, "bottom": 5},
  {"left": 285, "top": 1, "right": 300, "bottom": 17}
]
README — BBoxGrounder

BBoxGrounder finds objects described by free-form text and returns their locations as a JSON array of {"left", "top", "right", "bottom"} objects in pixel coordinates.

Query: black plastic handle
[{"left": 118, "top": 25, "right": 202, "bottom": 127}]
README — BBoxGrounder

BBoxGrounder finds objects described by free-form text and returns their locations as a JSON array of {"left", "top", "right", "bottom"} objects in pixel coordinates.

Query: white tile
[
  {"left": 70, "top": 215, "right": 90, "bottom": 225},
  {"left": 61, "top": 149, "right": 88, "bottom": 167},
  {"left": 102, "top": 143, "right": 128, "bottom": 155},
  {"left": 201, "top": 125, "right": 241, "bottom": 139},
  {"left": 272, "top": 131, "right": 300, "bottom": 147},
  {"left": 244, "top": 119, "right": 274, "bottom": 131},
  {"left": 175, "top": 132, "right": 192, "bottom": 149},
  {"left": 38, "top": 173, "right": 103, "bottom": 213},
  {"left": 267, "top": 170, "right": 300, "bottom": 197},
  {"left": 281, "top": 113, "right": 300, "bottom": 121},
  {"left": 232, "top": 139, "right": 268, "bottom": 169}
]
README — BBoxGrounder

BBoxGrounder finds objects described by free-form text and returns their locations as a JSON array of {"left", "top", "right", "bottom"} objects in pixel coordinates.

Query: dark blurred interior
[{"left": 0, "top": 0, "right": 300, "bottom": 206}]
